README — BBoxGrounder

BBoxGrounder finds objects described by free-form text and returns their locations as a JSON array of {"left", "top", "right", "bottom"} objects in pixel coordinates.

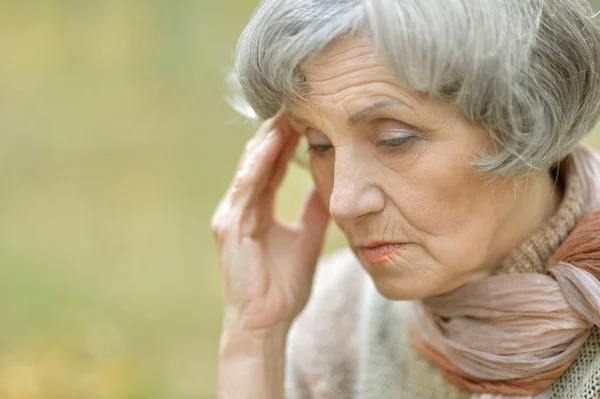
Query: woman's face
[{"left": 286, "top": 36, "right": 550, "bottom": 300}]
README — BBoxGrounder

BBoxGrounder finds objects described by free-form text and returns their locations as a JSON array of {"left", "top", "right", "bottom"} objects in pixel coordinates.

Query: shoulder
[{"left": 285, "top": 247, "right": 367, "bottom": 398}]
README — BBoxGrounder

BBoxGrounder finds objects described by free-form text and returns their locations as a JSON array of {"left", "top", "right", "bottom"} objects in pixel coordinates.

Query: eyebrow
[{"left": 287, "top": 98, "right": 410, "bottom": 127}]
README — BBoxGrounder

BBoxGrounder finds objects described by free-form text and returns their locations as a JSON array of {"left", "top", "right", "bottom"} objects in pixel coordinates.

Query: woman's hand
[
  {"left": 212, "top": 111, "right": 330, "bottom": 333},
  {"left": 213, "top": 112, "right": 329, "bottom": 398}
]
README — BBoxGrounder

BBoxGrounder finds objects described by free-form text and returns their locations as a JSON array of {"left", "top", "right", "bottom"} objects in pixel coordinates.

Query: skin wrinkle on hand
[{"left": 286, "top": 35, "right": 563, "bottom": 300}]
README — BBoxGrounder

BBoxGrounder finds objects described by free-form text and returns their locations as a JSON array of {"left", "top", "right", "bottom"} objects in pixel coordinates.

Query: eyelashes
[
  {"left": 377, "top": 136, "right": 418, "bottom": 151},
  {"left": 303, "top": 117, "right": 423, "bottom": 158},
  {"left": 307, "top": 135, "right": 418, "bottom": 157},
  {"left": 306, "top": 144, "right": 333, "bottom": 156}
]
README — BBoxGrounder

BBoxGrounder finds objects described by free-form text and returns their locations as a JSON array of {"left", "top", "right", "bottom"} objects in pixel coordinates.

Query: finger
[
  {"left": 248, "top": 111, "right": 299, "bottom": 222},
  {"left": 251, "top": 110, "right": 298, "bottom": 195},
  {"left": 262, "top": 110, "right": 300, "bottom": 195},
  {"left": 237, "top": 109, "right": 289, "bottom": 169},
  {"left": 223, "top": 110, "right": 292, "bottom": 236},
  {"left": 230, "top": 108, "right": 295, "bottom": 203},
  {"left": 297, "top": 187, "right": 330, "bottom": 264},
  {"left": 230, "top": 128, "right": 287, "bottom": 205},
  {"left": 236, "top": 119, "right": 299, "bottom": 238},
  {"left": 245, "top": 131, "right": 299, "bottom": 235},
  {"left": 266, "top": 130, "right": 299, "bottom": 194}
]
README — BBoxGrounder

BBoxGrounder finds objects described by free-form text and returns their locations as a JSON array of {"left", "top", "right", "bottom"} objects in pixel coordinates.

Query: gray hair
[{"left": 233, "top": 0, "right": 600, "bottom": 175}]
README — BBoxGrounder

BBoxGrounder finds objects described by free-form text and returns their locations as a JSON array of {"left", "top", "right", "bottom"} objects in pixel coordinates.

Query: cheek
[
  {"left": 386, "top": 140, "right": 491, "bottom": 238},
  {"left": 391, "top": 145, "right": 509, "bottom": 270}
]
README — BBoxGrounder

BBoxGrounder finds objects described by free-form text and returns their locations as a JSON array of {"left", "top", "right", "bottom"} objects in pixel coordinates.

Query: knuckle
[
  {"left": 231, "top": 175, "right": 249, "bottom": 194},
  {"left": 211, "top": 207, "right": 227, "bottom": 237},
  {"left": 243, "top": 138, "right": 256, "bottom": 154},
  {"left": 210, "top": 214, "right": 221, "bottom": 234},
  {"left": 211, "top": 202, "right": 242, "bottom": 244},
  {"left": 232, "top": 168, "right": 257, "bottom": 194},
  {"left": 210, "top": 218, "right": 223, "bottom": 238}
]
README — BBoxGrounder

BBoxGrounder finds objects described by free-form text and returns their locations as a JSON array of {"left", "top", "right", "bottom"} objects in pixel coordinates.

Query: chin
[{"left": 370, "top": 275, "right": 431, "bottom": 301}]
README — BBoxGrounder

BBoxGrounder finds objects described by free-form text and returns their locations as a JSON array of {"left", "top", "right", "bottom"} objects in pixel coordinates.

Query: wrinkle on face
[{"left": 285, "top": 35, "right": 558, "bottom": 300}]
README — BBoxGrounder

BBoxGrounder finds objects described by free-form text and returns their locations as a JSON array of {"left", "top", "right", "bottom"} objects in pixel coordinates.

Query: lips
[{"left": 360, "top": 242, "right": 405, "bottom": 265}]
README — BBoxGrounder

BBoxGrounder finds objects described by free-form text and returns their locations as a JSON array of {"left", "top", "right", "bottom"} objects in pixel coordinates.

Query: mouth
[{"left": 358, "top": 242, "right": 405, "bottom": 265}]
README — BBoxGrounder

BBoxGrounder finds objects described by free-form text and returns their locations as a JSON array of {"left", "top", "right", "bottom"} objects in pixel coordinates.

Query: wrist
[
  {"left": 218, "top": 314, "right": 288, "bottom": 399},
  {"left": 222, "top": 306, "right": 292, "bottom": 340},
  {"left": 220, "top": 319, "right": 289, "bottom": 359}
]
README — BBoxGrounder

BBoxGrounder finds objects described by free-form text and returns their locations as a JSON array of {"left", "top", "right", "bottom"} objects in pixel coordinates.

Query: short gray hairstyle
[{"left": 233, "top": 0, "right": 600, "bottom": 175}]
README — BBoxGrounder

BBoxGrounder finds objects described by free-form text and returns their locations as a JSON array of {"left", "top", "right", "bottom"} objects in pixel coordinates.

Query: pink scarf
[{"left": 409, "top": 146, "right": 600, "bottom": 398}]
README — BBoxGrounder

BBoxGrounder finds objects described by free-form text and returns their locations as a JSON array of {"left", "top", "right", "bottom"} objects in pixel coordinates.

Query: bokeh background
[{"left": 1, "top": 1, "right": 600, "bottom": 398}]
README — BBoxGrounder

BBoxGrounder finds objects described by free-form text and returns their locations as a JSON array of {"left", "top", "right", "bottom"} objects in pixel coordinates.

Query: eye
[
  {"left": 378, "top": 136, "right": 417, "bottom": 150},
  {"left": 307, "top": 143, "right": 333, "bottom": 156},
  {"left": 373, "top": 119, "right": 422, "bottom": 151}
]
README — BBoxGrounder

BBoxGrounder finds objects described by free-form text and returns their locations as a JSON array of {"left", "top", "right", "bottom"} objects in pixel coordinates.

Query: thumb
[{"left": 297, "top": 187, "right": 330, "bottom": 263}]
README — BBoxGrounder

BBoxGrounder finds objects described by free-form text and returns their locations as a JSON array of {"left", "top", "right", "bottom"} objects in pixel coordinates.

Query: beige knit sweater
[{"left": 285, "top": 147, "right": 600, "bottom": 399}]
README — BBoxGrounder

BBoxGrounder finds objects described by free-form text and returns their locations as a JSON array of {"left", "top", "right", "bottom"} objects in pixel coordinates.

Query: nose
[{"left": 328, "top": 148, "right": 385, "bottom": 223}]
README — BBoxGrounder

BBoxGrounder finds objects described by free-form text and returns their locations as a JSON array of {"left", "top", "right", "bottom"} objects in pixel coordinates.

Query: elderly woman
[{"left": 212, "top": 0, "right": 600, "bottom": 398}]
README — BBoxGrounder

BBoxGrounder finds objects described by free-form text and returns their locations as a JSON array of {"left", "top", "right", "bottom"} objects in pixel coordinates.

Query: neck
[{"left": 488, "top": 170, "right": 563, "bottom": 274}]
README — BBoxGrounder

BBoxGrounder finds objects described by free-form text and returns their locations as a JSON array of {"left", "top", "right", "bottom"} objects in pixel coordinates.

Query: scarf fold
[{"left": 409, "top": 147, "right": 600, "bottom": 398}]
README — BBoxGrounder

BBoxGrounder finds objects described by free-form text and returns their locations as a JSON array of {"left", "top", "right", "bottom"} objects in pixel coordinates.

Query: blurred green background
[{"left": 0, "top": 1, "right": 599, "bottom": 398}]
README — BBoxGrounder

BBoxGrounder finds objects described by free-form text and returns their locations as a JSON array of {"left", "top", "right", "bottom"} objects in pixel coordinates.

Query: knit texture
[{"left": 284, "top": 150, "right": 599, "bottom": 399}]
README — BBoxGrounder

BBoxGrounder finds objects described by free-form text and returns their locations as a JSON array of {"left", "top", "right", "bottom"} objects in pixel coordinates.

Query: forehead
[{"left": 298, "top": 35, "right": 409, "bottom": 107}]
